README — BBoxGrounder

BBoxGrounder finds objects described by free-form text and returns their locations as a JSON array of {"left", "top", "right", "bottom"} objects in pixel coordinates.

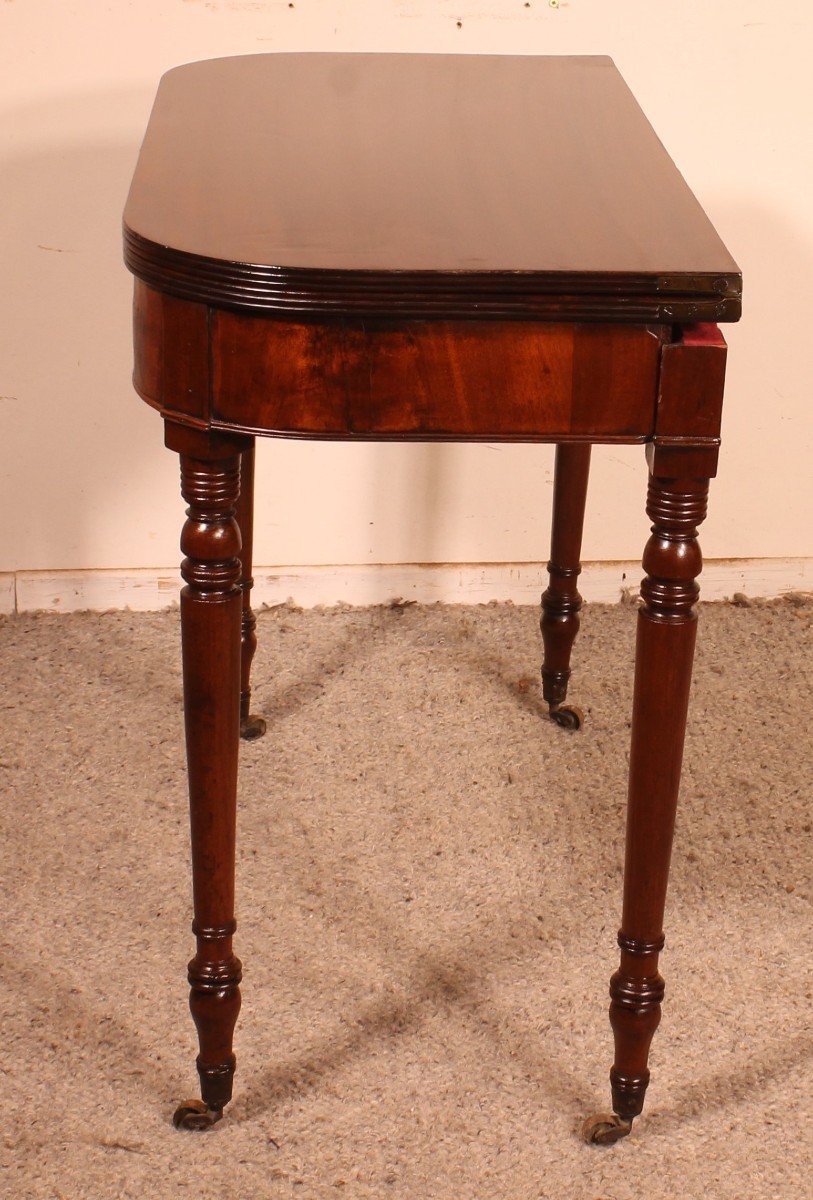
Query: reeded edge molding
[{"left": 124, "top": 226, "right": 742, "bottom": 323}]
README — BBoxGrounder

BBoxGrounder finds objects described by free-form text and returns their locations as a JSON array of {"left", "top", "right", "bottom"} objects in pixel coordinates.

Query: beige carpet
[{"left": 1, "top": 599, "right": 811, "bottom": 1199}]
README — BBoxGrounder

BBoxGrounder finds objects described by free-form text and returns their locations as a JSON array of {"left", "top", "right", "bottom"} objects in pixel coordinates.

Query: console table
[{"left": 123, "top": 53, "right": 740, "bottom": 1145}]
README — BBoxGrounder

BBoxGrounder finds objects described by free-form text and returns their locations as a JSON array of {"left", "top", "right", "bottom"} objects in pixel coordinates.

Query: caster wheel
[
  {"left": 240, "top": 713, "right": 267, "bottom": 741},
  {"left": 550, "top": 704, "right": 584, "bottom": 731},
  {"left": 581, "top": 1112, "right": 632, "bottom": 1146},
  {"left": 172, "top": 1099, "right": 223, "bottom": 1131}
]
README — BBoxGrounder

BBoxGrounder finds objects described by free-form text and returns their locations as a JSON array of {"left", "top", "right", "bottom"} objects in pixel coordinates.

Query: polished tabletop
[{"left": 124, "top": 53, "right": 741, "bottom": 322}]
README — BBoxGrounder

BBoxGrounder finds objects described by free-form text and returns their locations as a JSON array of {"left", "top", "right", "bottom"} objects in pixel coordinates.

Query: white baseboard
[
  {"left": 4, "top": 559, "right": 810, "bottom": 615},
  {"left": 0, "top": 574, "right": 15, "bottom": 615}
]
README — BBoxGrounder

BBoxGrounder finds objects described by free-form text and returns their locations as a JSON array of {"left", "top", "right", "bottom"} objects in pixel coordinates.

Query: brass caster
[
  {"left": 581, "top": 1112, "right": 633, "bottom": 1146},
  {"left": 550, "top": 704, "right": 584, "bottom": 731},
  {"left": 240, "top": 713, "right": 267, "bottom": 741},
  {"left": 172, "top": 1099, "right": 224, "bottom": 1131}
]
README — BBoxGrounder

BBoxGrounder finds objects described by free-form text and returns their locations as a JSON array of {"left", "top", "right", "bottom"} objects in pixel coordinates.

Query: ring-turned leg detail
[
  {"left": 585, "top": 469, "right": 710, "bottom": 1144},
  {"left": 540, "top": 443, "right": 591, "bottom": 730},
  {"left": 236, "top": 441, "right": 266, "bottom": 740},
  {"left": 166, "top": 425, "right": 247, "bottom": 1130}
]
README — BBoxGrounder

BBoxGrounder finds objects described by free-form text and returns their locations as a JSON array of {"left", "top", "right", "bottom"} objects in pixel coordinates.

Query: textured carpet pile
[{"left": 0, "top": 599, "right": 811, "bottom": 1199}]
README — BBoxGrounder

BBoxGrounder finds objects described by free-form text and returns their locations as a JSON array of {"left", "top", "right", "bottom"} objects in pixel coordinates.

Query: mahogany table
[{"left": 123, "top": 53, "right": 740, "bottom": 1145}]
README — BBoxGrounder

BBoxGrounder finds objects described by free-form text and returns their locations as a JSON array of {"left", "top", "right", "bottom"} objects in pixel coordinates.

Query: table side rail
[{"left": 132, "top": 281, "right": 682, "bottom": 443}]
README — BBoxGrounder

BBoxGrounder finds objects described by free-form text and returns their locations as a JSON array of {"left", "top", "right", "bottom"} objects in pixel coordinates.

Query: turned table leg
[
  {"left": 236, "top": 440, "right": 266, "bottom": 740},
  {"left": 164, "top": 423, "right": 247, "bottom": 1131},
  {"left": 584, "top": 458, "right": 710, "bottom": 1145},
  {"left": 540, "top": 443, "right": 591, "bottom": 730}
]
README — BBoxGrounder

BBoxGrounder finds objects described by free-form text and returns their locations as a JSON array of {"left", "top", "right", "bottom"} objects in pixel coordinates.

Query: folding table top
[{"left": 124, "top": 53, "right": 741, "bottom": 323}]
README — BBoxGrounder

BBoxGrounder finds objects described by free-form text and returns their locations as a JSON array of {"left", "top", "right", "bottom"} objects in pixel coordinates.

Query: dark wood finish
[
  {"left": 124, "top": 54, "right": 740, "bottom": 324},
  {"left": 607, "top": 464, "right": 711, "bottom": 1133},
  {"left": 164, "top": 421, "right": 250, "bottom": 1130},
  {"left": 540, "top": 444, "right": 592, "bottom": 729},
  {"left": 654, "top": 323, "right": 728, "bottom": 467},
  {"left": 132, "top": 281, "right": 663, "bottom": 442},
  {"left": 236, "top": 442, "right": 266, "bottom": 741},
  {"left": 583, "top": 331, "right": 727, "bottom": 1145},
  {"left": 133, "top": 282, "right": 209, "bottom": 423},
  {"left": 212, "top": 315, "right": 663, "bottom": 441},
  {"left": 124, "top": 53, "right": 738, "bottom": 1149}
]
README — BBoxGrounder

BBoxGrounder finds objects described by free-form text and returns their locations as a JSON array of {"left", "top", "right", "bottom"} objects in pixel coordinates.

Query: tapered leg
[
  {"left": 164, "top": 423, "right": 246, "bottom": 1132},
  {"left": 584, "top": 462, "right": 710, "bottom": 1145},
  {"left": 540, "top": 443, "right": 591, "bottom": 730},
  {"left": 236, "top": 441, "right": 266, "bottom": 740}
]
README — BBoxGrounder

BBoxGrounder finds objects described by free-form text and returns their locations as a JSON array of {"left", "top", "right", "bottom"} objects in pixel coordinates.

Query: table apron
[{"left": 132, "top": 282, "right": 723, "bottom": 448}]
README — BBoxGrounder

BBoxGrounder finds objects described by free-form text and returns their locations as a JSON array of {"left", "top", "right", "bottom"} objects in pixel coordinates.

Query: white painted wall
[{"left": 1, "top": 2, "right": 810, "bottom": 584}]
